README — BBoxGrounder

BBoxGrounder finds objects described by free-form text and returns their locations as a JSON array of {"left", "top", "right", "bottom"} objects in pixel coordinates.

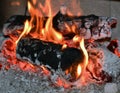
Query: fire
[
  {"left": 14, "top": 0, "right": 88, "bottom": 81},
  {"left": 41, "top": 16, "right": 63, "bottom": 43},
  {"left": 16, "top": 20, "right": 32, "bottom": 44},
  {"left": 73, "top": 35, "right": 80, "bottom": 42},
  {"left": 79, "top": 38, "right": 88, "bottom": 69},
  {"left": 77, "top": 64, "right": 82, "bottom": 78},
  {"left": 1, "top": 0, "right": 108, "bottom": 88},
  {"left": 75, "top": 38, "right": 88, "bottom": 79},
  {"left": 16, "top": 0, "right": 63, "bottom": 44}
]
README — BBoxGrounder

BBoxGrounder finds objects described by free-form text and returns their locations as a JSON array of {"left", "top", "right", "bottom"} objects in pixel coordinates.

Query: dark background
[{"left": 0, "top": 0, "right": 27, "bottom": 28}]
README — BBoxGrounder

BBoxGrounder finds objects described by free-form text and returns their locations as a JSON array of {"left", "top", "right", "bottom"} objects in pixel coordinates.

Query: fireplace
[{"left": 0, "top": 0, "right": 120, "bottom": 93}]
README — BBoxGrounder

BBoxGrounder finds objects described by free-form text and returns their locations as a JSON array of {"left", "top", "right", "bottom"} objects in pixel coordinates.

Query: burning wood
[
  {"left": 107, "top": 39, "right": 120, "bottom": 57},
  {"left": 3, "top": 14, "right": 117, "bottom": 42},
  {"left": 16, "top": 37, "right": 85, "bottom": 81},
  {"left": 3, "top": 15, "right": 31, "bottom": 36},
  {"left": 53, "top": 6, "right": 117, "bottom": 41},
  {"left": 1, "top": 0, "right": 120, "bottom": 89}
]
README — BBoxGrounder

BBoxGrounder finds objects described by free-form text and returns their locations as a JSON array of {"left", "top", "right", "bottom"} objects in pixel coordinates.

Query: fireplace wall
[{"left": 0, "top": 0, "right": 120, "bottom": 40}]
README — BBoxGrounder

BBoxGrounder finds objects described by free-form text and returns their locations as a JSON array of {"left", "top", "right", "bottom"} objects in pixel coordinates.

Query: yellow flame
[
  {"left": 16, "top": 20, "right": 32, "bottom": 44},
  {"left": 62, "top": 44, "right": 67, "bottom": 49},
  {"left": 73, "top": 35, "right": 80, "bottom": 42},
  {"left": 39, "top": 0, "right": 63, "bottom": 43},
  {"left": 77, "top": 64, "right": 82, "bottom": 78},
  {"left": 80, "top": 38, "right": 88, "bottom": 69}
]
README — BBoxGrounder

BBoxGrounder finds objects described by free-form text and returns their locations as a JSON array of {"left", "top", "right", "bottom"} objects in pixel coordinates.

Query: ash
[
  {"left": 0, "top": 33, "right": 120, "bottom": 93},
  {"left": 0, "top": 68, "right": 119, "bottom": 93}
]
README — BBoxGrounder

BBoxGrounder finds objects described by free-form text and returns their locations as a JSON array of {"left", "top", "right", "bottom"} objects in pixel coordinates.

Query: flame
[
  {"left": 41, "top": 16, "right": 63, "bottom": 43},
  {"left": 0, "top": 0, "right": 109, "bottom": 88},
  {"left": 62, "top": 44, "right": 67, "bottom": 49},
  {"left": 40, "top": 0, "right": 63, "bottom": 43},
  {"left": 80, "top": 38, "right": 88, "bottom": 69},
  {"left": 16, "top": 0, "right": 63, "bottom": 44},
  {"left": 75, "top": 38, "right": 89, "bottom": 80},
  {"left": 77, "top": 64, "right": 82, "bottom": 78},
  {"left": 15, "top": 0, "right": 88, "bottom": 80},
  {"left": 16, "top": 20, "right": 32, "bottom": 44},
  {"left": 73, "top": 35, "right": 80, "bottom": 42},
  {"left": 32, "top": 0, "right": 37, "bottom": 5},
  {"left": 65, "top": 23, "right": 77, "bottom": 33},
  {"left": 14, "top": 0, "right": 90, "bottom": 85}
]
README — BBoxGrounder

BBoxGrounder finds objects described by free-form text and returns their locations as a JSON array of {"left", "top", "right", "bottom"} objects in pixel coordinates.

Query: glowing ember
[
  {"left": 14, "top": 0, "right": 88, "bottom": 83},
  {"left": 1, "top": 0, "right": 113, "bottom": 88},
  {"left": 107, "top": 39, "right": 120, "bottom": 58}
]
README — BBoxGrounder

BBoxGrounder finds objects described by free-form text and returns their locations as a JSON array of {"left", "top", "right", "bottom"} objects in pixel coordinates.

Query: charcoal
[
  {"left": 16, "top": 38, "right": 84, "bottom": 73},
  {"left": 3, "top": 12, "right": 117, "bottom": 41},
  {"left": 2, "top": 15, "right": 48, "bottom": 36},
  {"left": 5, "top": 15, "right": 31, "bottom": 26},
  {"left": 53, "top": 9, "right": 117, "bottom": 41},
  {"left": 3, "top": 15, "right": 31, "bottom": 36},
  {"left": 107, "top": 39, "right": 118, "bottom": 53}
]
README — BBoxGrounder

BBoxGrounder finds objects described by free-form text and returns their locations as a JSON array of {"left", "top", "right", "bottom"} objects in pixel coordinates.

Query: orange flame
[
  {"left": 80, "top": 38, "right": 88, "bottom": 69},
  {"left": 73, "top": 35, "right": 80, "bottom": 42},
  {"left": 16, "top": 20, "right": 32, "bottom": 44},
  {"left": 75, "top": 38, "right": 88, "bottom": 79},
  {"left": 16, "top": 0, "right": 63, "bottom": 44},
  {"left": 40, "top": 0, "right": 63, "bottom": 43},
  {"left": 15, "top": 0, "right": 89, "bottom": 82},
  {"left": 77, "top": 64, "right": 82, "bottom": 78},
  {"left": 41, "top": 16, "right": 63, "bottom": 43}
]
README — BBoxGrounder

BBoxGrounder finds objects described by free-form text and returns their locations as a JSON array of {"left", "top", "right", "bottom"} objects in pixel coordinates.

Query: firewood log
[
  {"left": 3, "top": 13, "right": 117, "bottom": 41},
  {"left": 53, "top": 12, "right": 117, "bottom": 41},
  {"left": 16, "top": 37, "right": 84, "bottom": 80}
]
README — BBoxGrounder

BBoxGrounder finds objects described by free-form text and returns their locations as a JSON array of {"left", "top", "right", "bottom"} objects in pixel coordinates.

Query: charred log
[
  {"left": 53, "top": 12, "right": 117, "bottom": 41},
  {"left": 16, "top": 38, "right": 84, "bottom": 79},
  {"left": 3, "top": 13, "right": 117, "bottom": 41},
  {"left": 2, "top": 15, "right": 48, "bottom": 37},
  {"left": 107, "top": 39, "right": 119, "bottom": 53},
  {"left": 107, "top": 39, "right": 120, "bottom": 57},
  {"left": 53, "top": 5, "right": 117, "bottom": 40},
  {"left": 3, "top": 15, "right": 31, "bottom": 36}
]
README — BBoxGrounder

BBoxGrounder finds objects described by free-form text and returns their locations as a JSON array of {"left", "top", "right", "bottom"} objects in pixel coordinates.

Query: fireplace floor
[{"left": 0, "top": 66, "right": 119, "bottom": 93}]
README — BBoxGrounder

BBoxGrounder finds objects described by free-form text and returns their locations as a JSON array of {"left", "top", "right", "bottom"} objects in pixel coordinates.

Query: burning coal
[{"left": 0, "top": 0, "right": 119, "bottom": 88}]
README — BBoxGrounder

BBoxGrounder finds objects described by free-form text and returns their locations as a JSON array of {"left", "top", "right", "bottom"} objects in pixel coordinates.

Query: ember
[{"left": 0, "top": 0, "right": 119, "bottom": 89}]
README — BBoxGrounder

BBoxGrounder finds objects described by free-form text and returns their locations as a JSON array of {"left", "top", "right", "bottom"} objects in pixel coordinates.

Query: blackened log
[
  {"left": 3, "top": 13, "right": 117, "bottom": 41},
  {"left": 16, "top": 38, "right": 84, "bottom": 72},
  {"left": 107, "top": 39, "right": 118, "bottom": 53},
  {"left": 2, "top": 15, "right": 47, "bottom": 36},
  {"left": 53, "top": 10, "right": 117, "bottom": 40},
  {"left": 107, "top": 39, "right": 120, "bottom": 58},
  {"left": 3, "top": 15, "right": 30, "bottom": 36}
]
